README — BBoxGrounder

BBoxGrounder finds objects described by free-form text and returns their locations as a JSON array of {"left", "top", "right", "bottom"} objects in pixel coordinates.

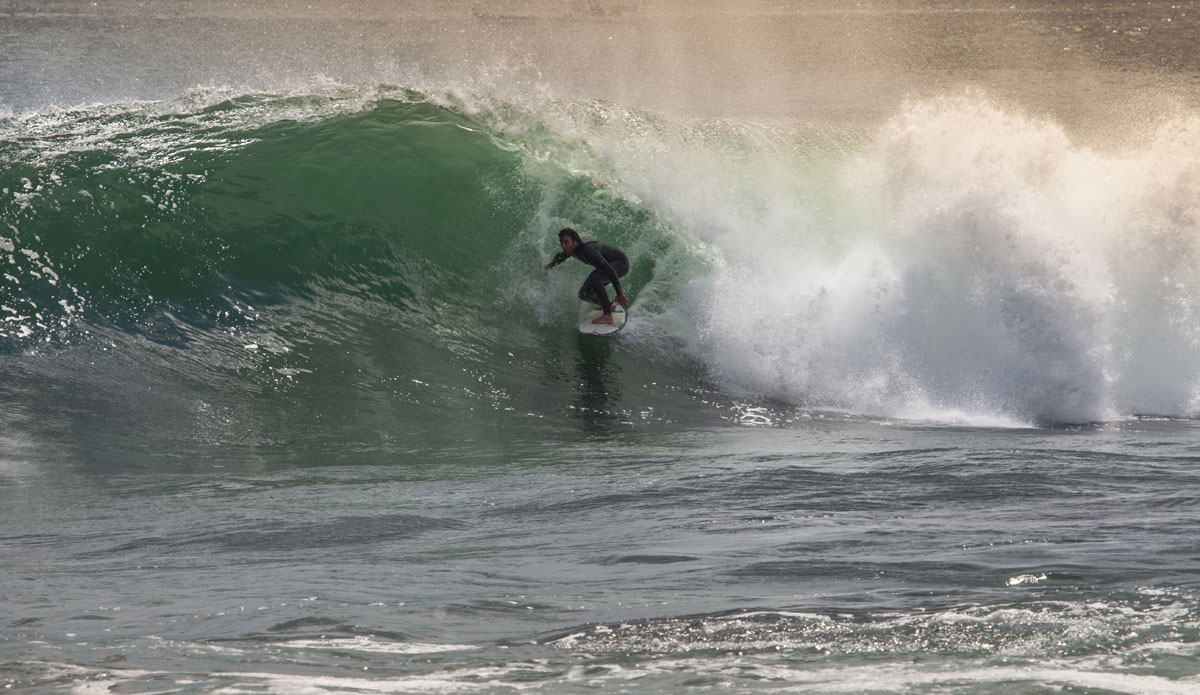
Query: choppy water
[{"left": 4, "top": 1, "right": 1200, "bottom": 693}]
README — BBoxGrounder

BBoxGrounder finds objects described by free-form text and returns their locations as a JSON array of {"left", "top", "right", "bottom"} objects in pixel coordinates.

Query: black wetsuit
[{"left": 549, "top": 241, "right": 630, "bottom": 314}]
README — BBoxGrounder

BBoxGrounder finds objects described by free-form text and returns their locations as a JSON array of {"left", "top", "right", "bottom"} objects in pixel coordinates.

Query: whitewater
[{"left": 3, "top": 1, "right": 1200, "bottom": 693}]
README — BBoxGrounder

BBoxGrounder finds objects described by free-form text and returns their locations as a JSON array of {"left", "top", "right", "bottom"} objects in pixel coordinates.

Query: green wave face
[
  {"left": 5, "top": 94, "right": 601, "bottom": 319},
  {"left": 1, "top": 88, "right": 715, "bottom": 457}
]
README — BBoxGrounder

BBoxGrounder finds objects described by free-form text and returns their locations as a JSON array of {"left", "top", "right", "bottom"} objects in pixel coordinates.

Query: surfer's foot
[{"left": 591, "top": 314, "right": 614, "bottom": 325}]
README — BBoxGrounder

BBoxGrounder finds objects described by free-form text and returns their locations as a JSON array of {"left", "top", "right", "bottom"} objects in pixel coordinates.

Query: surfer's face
[{"left": 559, "top": 236, "right": 579, "bottom": 254}]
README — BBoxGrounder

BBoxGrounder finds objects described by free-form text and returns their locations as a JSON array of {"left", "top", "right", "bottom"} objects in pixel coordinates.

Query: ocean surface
[{"left": 4, "top": 1, "right": 1200, "bottom": 692}]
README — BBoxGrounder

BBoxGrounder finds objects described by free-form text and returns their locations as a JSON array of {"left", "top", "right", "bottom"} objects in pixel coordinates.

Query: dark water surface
[{"left": 6, "top": 414, "right": 1200, "bottom": 692}]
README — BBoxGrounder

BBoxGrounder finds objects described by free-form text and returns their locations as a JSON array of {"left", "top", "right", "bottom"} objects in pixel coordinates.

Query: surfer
[{"left": 543, "top": 228, "right": 630, "bottom": 325}]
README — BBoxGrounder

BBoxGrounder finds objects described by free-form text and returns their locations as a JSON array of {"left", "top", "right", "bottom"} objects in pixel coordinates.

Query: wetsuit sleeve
[
  {"left": 547, "top": 251, "right": 571, "bottom": 267},
  {"left": 577, "top": 243, "right": 624, "bottom": 297}
]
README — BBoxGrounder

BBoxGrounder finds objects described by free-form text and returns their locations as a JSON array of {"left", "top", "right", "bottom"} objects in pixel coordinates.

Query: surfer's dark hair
[{"left": 558, "top": 228, "right": 583, "bottom": 244}]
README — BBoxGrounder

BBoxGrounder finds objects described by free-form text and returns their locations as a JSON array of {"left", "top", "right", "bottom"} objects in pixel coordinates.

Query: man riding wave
[{"left": 543, "top": 228, "right": 630, "bottom": 325}]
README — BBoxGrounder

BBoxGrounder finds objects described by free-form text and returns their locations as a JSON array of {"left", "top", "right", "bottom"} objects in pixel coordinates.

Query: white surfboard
[{"left": 578, "top": 305, "right": 626, "bottom": 336}]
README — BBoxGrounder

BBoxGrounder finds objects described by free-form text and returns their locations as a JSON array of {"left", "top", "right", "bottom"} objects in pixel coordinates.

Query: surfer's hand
[
  {"left": 543, "top": 262, "right": 554, "bottom": 270},
  {"left": 617, "top": 294, "right": 629, "bottom": 309}
]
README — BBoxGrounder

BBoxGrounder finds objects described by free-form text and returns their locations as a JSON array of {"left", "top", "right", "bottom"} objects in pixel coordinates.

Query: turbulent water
[{"left": 4, "top": 1, "right": 1200, "bottom": 693}]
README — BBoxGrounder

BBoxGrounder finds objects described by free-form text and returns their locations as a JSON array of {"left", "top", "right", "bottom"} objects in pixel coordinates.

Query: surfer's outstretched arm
[{"left": 543, "top": 251, "right": 570, "bottom": 270}]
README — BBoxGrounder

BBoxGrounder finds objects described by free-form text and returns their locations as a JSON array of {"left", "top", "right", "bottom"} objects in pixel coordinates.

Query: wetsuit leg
[
  {"left": 578, "top": 270, "right": 611, "bottom": 313},
  {"left": 576, "top": 258, "right": 630, "bottom": 314}
]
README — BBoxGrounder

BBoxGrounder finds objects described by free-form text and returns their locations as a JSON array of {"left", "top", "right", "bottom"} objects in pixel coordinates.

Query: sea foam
[{"left": 558, "top": 92, "right": 1200, "bottom": 424}]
